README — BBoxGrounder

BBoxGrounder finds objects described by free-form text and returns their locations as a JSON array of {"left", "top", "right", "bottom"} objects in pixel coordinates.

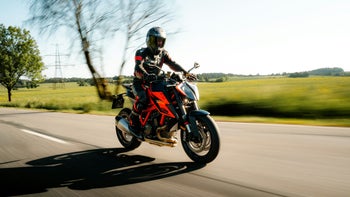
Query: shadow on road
[{"left": 0, "top": 148, "right": 205, "bottom": 196}]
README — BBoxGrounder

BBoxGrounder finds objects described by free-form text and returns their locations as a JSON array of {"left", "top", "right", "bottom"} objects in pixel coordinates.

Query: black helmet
[{"left": 146, "top": 27, "right": 166, "bottom": 54}]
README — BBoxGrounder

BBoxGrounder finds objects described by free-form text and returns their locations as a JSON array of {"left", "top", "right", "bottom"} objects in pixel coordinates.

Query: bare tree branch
[{"left": 26, "top": 0, "right": 177, "bottom": 99}]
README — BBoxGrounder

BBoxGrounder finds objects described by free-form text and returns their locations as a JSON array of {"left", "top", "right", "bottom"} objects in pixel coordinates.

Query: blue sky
[{"left": 1, "top": 0, "right": 350, "bottom": 78}]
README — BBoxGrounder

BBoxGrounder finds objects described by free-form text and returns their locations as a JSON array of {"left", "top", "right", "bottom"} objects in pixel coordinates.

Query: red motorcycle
[{"left": 113, "top": 63, "right": 220, "bottom": 163}]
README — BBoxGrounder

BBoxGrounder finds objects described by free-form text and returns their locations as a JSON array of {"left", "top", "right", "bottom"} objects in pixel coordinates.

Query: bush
[{"left": 288, "top": 72, "right": 309, "bottom": 78}]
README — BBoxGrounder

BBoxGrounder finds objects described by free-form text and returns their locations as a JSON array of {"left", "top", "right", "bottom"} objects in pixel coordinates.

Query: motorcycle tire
[
  {"left": 181, "top": 115, "right": 220, "bottom": 164},
  {"left": 115, "top": 108, "right": 141, "bottom": 150}
]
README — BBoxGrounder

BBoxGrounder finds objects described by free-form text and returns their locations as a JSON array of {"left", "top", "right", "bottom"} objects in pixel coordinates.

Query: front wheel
[
  {"left": 115, "top": 108, "right": 141, "bottom": 150},
  {"left": 181, "top": 115, "right": 220, "bottom": 163}
]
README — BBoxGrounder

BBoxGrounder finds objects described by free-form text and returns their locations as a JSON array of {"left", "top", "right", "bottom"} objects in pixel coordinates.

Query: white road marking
[{"left": 21, "top": 129, "right": 69, "bottom": 144}]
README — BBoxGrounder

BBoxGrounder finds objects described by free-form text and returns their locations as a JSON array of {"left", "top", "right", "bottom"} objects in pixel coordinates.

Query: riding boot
[{"left": 129, "top": 112, "right": 143, "bottom": 139}]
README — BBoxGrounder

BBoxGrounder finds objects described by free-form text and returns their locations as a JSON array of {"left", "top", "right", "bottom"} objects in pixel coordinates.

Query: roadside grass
[
  {"left": 1, "top": 76, "right": 350, "bottom": 127},
  {"left": 199, "top": 76, "right": 350, "bottom": 119},
  {"left": 212, "top": 116, "right": 350, "bottom": 127},
  {"left": 0, "top": 83, "right": 118, "bottom": 114}
]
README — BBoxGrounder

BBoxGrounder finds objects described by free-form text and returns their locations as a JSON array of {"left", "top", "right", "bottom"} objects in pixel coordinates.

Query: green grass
[
  {"left": 0, "top": 83, "right": 119, "bottom": 114},
  {"left": 212, "top": 116, "right": 350, "bottom": 127},
  {"left": 1, "top": 76, "right": 350, "bottom": 127},
  {"left": 198, "top": 76, "right": 350, "bottom": 119}
]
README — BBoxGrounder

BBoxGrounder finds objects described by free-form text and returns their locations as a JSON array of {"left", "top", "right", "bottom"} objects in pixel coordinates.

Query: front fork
[
  {"left": 182, "top": 109, "right": 210, "bottom": 142},
  {"left": 173, "top": 88, "right": 206, "bottom": 141}
]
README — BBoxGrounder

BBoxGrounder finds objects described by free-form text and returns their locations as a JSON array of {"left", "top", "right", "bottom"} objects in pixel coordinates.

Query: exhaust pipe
[
  {"left": 115, "top": 116, "right": 131, "bottom": 134},
  {"left": 115, "top": 116, "right": 177, "bottom": 146}
]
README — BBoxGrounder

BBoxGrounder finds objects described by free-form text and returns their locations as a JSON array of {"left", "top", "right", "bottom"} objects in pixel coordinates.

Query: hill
[{"left": 308, "top": 67, "right": 345, "bottom": 76}]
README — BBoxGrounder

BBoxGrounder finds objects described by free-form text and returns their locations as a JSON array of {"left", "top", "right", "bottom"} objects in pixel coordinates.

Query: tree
[
  {"left": 0, "top": 24, "right": 44, "bottom": 102},
  {"left": 308, "top": 67, "right": 345, "bottom": 76},
  {"left": 288, "top": 72, "right": 309, "bottom": 78},
  {"left": 27, "top": 0, "right": 175, "bottom": 100}
]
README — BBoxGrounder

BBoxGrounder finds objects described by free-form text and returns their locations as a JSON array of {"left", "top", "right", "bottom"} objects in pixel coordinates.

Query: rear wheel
[
  {"left": 115, "top": 108, "right": 141, "bottom": 150},
  {"left": 181, "top": 115, "right": 220, "bottom": 163}
]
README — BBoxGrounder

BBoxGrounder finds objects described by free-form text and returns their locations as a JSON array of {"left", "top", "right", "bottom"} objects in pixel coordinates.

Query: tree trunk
[
  {"left": 115, "top": 60, "right": 126, "bottom": 95},
  {"left": 82, "top": 48, "right": 112, "bottom": 100},
  {"left": 7, "top": 87, "right": 12, "bottom": 102}
]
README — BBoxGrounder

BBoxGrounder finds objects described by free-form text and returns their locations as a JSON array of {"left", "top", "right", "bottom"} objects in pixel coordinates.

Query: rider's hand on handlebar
[
  {"left": 144, "top": 73, "right": 157, "bottom": 82},
  {"left": 185, "top": 73, "right": 197, "bottom": 81}
]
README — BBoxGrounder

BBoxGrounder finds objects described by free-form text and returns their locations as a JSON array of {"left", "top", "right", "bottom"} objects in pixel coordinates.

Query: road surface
[{"left": 1, "top": 108, "right": 350, "bottom": 196}]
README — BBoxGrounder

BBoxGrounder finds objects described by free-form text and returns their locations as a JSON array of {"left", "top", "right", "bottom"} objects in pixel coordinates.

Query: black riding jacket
[{"left": 134, "top": 47, "right": 186, "bottom": 80}]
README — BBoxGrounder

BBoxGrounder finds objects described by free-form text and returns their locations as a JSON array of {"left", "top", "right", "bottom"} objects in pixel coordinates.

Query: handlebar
[{"left": 145, "top": 62, "right": 200, "bottom": 84}]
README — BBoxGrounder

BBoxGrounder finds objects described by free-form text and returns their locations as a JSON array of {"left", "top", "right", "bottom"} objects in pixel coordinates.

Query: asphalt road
[{"left": 1, "top": 108, "right": 350, "bottom": 197}]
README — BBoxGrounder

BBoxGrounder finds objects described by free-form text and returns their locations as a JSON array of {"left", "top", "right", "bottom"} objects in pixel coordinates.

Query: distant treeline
[
  {"left": 288, "top": 67, "right": 350, "bottom": 78},
  {"left": 43, "top": 76, "right": 134, "bottom": 86},
  {"left": 197, "top": 67, "right": 350, "bottom": 81},
  {"left": 38, "top": 67, "right": 350, "bottom": 85}
]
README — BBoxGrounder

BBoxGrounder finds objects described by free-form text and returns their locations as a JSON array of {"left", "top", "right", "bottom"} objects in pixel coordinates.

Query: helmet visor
[{"left": 156, "top": 37, "right": 165, "bottom": 48}]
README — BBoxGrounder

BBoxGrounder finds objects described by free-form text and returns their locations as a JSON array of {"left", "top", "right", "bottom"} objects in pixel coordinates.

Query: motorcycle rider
[{"left": 129, "top": 27, "right": 195, "bottom": 138}]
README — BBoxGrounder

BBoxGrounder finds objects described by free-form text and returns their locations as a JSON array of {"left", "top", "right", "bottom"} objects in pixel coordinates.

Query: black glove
[
  {"left": 185, "top": 73, "right": 197, "bottom": 81},
  {"left": 144, "top": 73, "right": 157, "bottom": 82}
]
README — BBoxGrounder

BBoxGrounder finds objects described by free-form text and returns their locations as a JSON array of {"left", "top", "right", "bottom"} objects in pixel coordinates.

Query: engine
[{"left": 143, "top": 111, "right": 178, "bottom": 144}]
